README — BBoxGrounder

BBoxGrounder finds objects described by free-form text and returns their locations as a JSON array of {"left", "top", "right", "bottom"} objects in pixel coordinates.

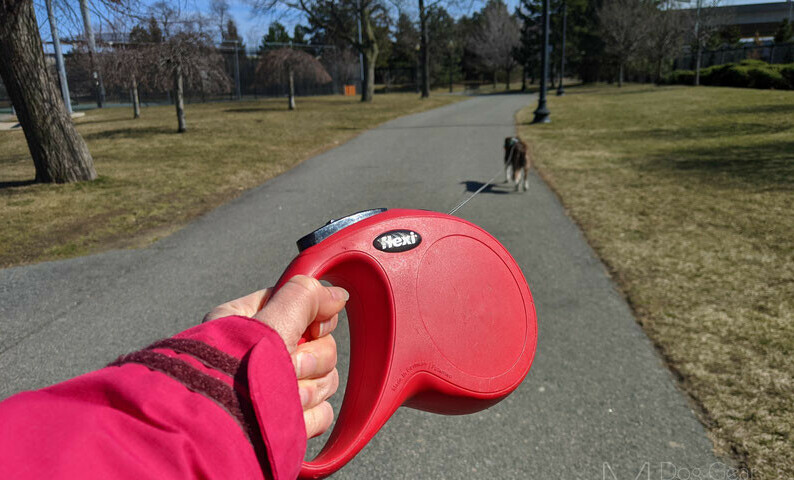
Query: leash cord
[
  {"left": 447, "top": 168, "right": 505, "bottom": 215},
  {"left": 447, "top": 144, "right": 516, "bottom": 216}
]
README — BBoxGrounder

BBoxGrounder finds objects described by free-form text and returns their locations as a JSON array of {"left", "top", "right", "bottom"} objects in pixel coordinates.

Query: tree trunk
[
  {"left": 618, "top": 62, "right": 624, "bottom": 87},
  {"left": 505, "top": 68, "right": 511, "bottom": 90},
  {"left": 656, "top": 57, "right": 664, "bottom": 85},
  {"left": 288, "top": 68, "right": 296, "bottom": 110},
  {"left": 695, "top": 43, "right": 702, "bottom": 86},
  {"left": 360, "top": 11, "right": 378, "bottom": 102},
  {"left": 521, "top": 66, "right": 527, "bottom": 91},
  {"left": 174, "top": 65, "right": 186, "bottom": 133},
  {"left": 448, "top": 61, "right": 453, "bottom": 93},
  {"left": 78, "top": 0, "right": 105, "bottom": 108},
  {"left": 131, "top": 75, "right": 140, "bottom": 119},
  {"left": 0, "top": 0, "right": 96, "bottom": 183},
  {"left": 492, "top": 70, "right": 497, "bottom": 89},
  {"left": 418, "top": 0, "right": 430, "bottom": 98},
  {"left": 694, "top": 0, "right": 702, "bottom": 86},
  {"left": 361, "top": 49, "right": 376, "bottom": 102}
]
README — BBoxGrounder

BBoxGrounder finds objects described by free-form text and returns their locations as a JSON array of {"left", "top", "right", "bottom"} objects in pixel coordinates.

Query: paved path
[{"left": 0, "top": 94, "right": 722, "bottom": 479}]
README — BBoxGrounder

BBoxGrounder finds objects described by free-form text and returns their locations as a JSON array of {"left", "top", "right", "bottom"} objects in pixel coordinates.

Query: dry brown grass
[
  {"left": 518, "top": 84, "right": 793, "bottom": 480},
  {"left": 0, "top": 93, "right": 462, "bottom": 267}
]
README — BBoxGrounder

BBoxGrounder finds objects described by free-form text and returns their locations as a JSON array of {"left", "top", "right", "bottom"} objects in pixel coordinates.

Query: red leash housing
[{"left": 274, "top": 209, "right": 538, "bottom": 478}]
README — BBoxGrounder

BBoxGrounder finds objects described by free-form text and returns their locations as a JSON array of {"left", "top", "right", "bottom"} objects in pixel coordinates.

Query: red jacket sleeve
[{"left": 0, "top": 316, "right": 306, "bottom": 480}]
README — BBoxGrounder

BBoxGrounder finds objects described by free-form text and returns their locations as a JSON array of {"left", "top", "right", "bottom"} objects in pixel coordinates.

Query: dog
[{"left": 503, "top": 137, "right": 530, "bottom": 192}]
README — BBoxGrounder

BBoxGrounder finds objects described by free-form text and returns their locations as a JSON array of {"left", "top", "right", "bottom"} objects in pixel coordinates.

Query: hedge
[{"left": 664, "top": 60, "right": 794, "bottom": 90}]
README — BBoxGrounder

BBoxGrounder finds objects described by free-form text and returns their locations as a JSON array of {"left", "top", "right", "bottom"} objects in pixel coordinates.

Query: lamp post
[
  {"left": 532, "top": 0, "right": 551, "bottom": 123},
  {"left": 557, "top": 1, "right": 567, "bottom": 96},
  {"left": 45, "top": 0, "right": 72, "bottom": 114}
]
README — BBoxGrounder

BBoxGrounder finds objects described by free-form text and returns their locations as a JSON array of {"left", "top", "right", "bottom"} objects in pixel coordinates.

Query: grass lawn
[
  {"left": 518, "top": 84, "right": 793, "bottom": 479},
  {"left": 0, "top": 92, "right": 462, "bottom": 268}
]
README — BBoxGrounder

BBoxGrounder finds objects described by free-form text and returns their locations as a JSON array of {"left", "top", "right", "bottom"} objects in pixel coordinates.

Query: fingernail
[
  {"left": 331, "top": 287, "right": 349, "bottom": 302},
  {"left": 298, "top": 353, "right": 317, "bottom": 377},
  {"left": 299, "top": 386, "right": 310, "bottom": 406},
  {"left": 318, "top": 320, "right": 328, "bottom": 337}
]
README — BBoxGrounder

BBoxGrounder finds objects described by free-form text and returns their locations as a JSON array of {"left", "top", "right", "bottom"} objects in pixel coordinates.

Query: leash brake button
[{"left": 297, "top": 208, "right": 387, "bottom": 252}]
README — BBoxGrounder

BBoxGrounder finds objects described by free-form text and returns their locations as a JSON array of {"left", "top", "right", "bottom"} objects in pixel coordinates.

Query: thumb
[{"left": 254, "top": 275, "right": 348, "bottom": 350}]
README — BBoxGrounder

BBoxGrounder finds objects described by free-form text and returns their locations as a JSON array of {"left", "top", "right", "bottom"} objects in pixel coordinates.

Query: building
[{"left": 679, "top": 1, "right": 793, "bottom": 38}]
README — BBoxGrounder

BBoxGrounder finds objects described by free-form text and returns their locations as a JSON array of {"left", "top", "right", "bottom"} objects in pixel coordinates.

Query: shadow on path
[{"left": 460, "top": 180, "right": 511, "bottom": 194}]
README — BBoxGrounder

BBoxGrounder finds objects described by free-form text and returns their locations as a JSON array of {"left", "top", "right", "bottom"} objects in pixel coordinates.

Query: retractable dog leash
[{"left": 273, "top": 147, "right": 535, "bottom": 479}]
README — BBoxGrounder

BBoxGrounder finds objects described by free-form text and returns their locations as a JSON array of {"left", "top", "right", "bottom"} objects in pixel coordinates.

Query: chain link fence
[{"left": 0, "top": 45, "right": 363, "bottom": 112}]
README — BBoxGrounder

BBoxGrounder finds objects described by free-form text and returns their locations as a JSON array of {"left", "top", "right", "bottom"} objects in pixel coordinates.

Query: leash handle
[{"left": 274, "top": 250, "right": 397, "bottom": 479}]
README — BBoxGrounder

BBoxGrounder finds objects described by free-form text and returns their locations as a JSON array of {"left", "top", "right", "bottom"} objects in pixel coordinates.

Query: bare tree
[
  {"left": 102, "top": 46, "right": 151, "bottom": 119},
  {"left": 257, "top": 48, "right": 332, "bottom": 109},
  {"left": 469, "top": 0, "right": 520, "bottom": 90},
  {"left": 138, "top": 4, "right": 231, "bottom": 132},
  {"left": 152, "top": 30, "right": 231, "bottom": 132},
  {"left": 598, "top": 0, "right": 654, "bottom": 87},
  {"left": 251, "top": 0, "right": 387, "bottom": 102},
  {"left": 320, "top": 47, "right": 360, "bottom": 91},
  {"left": 0, "top": 0, "right": 97, "bottom": 183},
  {"left": 149, "top": 1, "right": 180, "bottom": 39},
  {"left": 210, "top": 0, "right": 231, "bottom": 39},
  {"left": 71, "top": 18, "right": 154, "bottom": 119},
  {"left": 415, "top": 1, "right": 466, "bottom": 98},
  {"left": 646, "top": 0, "right": 686, "bottom": 83}
]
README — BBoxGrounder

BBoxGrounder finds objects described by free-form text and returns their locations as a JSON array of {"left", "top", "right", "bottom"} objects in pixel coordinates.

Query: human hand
[{"left": 204, "top": 276, "right": 348, "bottom": 438}]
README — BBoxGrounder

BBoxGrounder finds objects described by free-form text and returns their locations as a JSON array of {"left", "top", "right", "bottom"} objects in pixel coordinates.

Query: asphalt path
[{"left": 0, "top": 94, "right": 722, "bottom": 479}]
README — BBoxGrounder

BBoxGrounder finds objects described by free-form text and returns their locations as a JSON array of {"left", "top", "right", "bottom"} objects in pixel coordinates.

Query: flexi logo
[{"left": 373, "top": 230, "right": 422, "bottom": 253}]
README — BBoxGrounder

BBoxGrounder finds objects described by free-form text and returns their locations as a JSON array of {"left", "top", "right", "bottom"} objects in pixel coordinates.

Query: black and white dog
[{"left": 504, "top": 137, "right": 531, "bottom": 192}]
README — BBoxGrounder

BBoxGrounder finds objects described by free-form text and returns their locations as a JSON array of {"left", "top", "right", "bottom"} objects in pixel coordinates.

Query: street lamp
[
  {"left": 557, "top": 1, "right": 567, "bottom": 96},
  {"left": 532, "top": 0, "right": 551, "bottom": 123}
]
